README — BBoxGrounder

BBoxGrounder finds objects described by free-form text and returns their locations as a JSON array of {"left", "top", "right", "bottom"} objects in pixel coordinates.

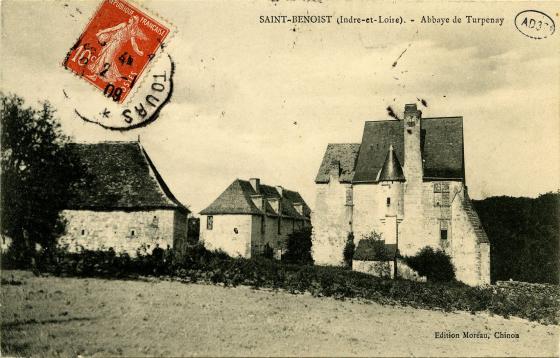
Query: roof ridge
[{"left": 69, "top": 140, "right": 139, "bottom": 145}]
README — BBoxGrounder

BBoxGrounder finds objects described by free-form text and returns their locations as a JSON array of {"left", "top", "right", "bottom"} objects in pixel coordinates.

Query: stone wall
[
  {"left": 251, "top": 215, "right": 303, "bottom": 258},
  {"left": 200, "top": 214, "right": 307, "bottom": 259},
  {"left": 59, "top": 209, "right": 183, "bottom": 255},
  {"left": 353, "top": 182, "right": 404, "bottom": 245},
  {"left": 315, "top": 177, "right": 490, "bottom": 285},
  {"left": 200, "top": 214, "right": 252, "bottom": 258},
  {"left": 311, "top": 181, "right": 351, "bottom": 265}
]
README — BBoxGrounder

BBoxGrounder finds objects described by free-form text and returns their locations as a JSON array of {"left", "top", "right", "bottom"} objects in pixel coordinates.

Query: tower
[
  {"left": 378, "top": 144, "right": 405, "bottom": 246},
  {"left": 401, "top": 104, "right": 424, "bottom": 254}
]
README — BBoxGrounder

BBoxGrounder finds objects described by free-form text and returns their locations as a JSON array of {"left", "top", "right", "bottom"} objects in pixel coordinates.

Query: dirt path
[{"left": 2, "top": 270, "right": 558, "bottom": 357}]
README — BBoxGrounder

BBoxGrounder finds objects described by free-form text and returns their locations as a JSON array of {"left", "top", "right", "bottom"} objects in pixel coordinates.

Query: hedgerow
[{"left": 4, "top": 244, "right": 558, "bottom": 325}]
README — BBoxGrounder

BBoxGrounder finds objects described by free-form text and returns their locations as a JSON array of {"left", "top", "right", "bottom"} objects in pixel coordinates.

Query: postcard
[{"left": 1, "top": 0, "right": 558, "bottom": 356}]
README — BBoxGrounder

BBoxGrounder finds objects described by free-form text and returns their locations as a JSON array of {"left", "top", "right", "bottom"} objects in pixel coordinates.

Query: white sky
[{"left": 1, "top": 0, "right": 559, "bottom": 213}]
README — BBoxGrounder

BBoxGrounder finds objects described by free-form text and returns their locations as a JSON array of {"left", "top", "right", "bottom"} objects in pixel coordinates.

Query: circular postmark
[
  {"left": 66, "top": 53, "right": 175, "bottom": 131},
  {"left": 514, "top": 10, "right": 555, "bottom": 39}
]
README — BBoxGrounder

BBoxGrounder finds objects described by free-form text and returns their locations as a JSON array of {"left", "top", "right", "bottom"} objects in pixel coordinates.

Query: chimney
[
  {"left": 404, "top": 103, "right": 422, "bottom": 129},
  {"left": 329, "top": 160, "right": 340, "bottom": 181},
  {"left": 403, "top": 103, "right": 423, "bottom": 182},
  {"left": 276, "top": 185, "right": 283, "bottom": 197},
  {"left": 250, "top": 178, "right": 260, "bottom": 193},
  {"left": 293, "top": 202, "right": 303, "bottom": 215},
  {"left": 250, "top": 194, "right": 264, "bottom": 211}
]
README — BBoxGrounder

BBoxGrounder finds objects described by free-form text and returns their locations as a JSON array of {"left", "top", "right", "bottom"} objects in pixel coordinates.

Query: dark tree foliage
[
  {"left": 1, "top": 94, "right": 85, "bottom": 267},
  {"left": 282, "top": 226, "right": 313, "bottom": 265},
  {"left": 187, "top": 217, "right": 200, "bottom": 244},
  {"left": 343, "top": 232, "right": 355, "bottom": 268},
  {"left": 473, "top": 193, "right": 559, "bottom": 284},
  {"left": 353, "top": 231, "right": 388, "bottom": 261},
  {"left": 262, "top": 243, "right": 274, "bottom": 259},
  {"left": 403, "top": 246, "right": 456, "bottom": 282}
]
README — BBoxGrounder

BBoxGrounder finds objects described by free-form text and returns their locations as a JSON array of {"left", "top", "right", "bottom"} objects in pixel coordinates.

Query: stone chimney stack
[
  {"left": 403, "top": 104, "right": 423, "bottom": 182},
  {"left": 329, "top": 160, "right": 340, "bottom": 182},
  {"left": 250, "top": 178, "right": 260, "bottom": 193}
]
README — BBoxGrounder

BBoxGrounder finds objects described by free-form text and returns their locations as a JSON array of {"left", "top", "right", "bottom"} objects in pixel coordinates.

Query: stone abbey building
[
  {"left": 312, "top": 104, "right": 490, "bottom": 285},
  {"left": 200, "top": 178, "right": 311, "bottom": 259},
  {"left": 58, "top": 141, "right": 191, "bottom": 254}
]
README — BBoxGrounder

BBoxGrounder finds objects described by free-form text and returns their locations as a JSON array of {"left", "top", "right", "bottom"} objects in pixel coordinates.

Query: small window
[
  {"left": 386, "top": 197, "right": 391, "bottom": 206},
  {"left": 207, "top": 216, "right": 213, "bottom": 230},
  {"left": 81, "top": 229, "right": 86, "bottom": 236},
  {"left": 130, "top": 230, "right": 135, "bottom": 236},
  {"left": 152, "top": 216, "right": 159, "bottom": 227},
  {"left": 440, "top": 229, "right": 448, "bottom": 241},
  {"left": 233, "top": 228, "right": 238, "bottom": 234}
]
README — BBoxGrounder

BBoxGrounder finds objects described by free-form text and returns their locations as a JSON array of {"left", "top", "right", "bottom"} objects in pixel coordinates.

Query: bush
[
  {"left": 282, "top": 227, "right": 313, "bottom": 265},
  {"left": 343, "top": 232, "right": 355, "bottom": 268},
  {"left": 353, "top": 232, "right": 390, "bottom": 261},
  {"left": 403, "top": 246, "right": 455, "bottom": 282},
  {"left": 16, "top": 241, "right": 558, "bottom": 325},
  {"left": 262, "top": 244, "right": 274, "bottom": 259}
]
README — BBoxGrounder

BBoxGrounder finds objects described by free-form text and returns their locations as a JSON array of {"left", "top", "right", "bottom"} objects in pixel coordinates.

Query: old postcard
[{"left": 1, "top": 0, "right": 558, "bottom": 357}]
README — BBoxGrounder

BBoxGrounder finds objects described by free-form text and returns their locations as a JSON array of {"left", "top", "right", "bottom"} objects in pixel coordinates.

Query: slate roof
[
  {"left": 66, "top": 142, "right": 189, "bottom": 213},
  {"left": 378, "top": 145, "right": 405, "bottom": 182},
  {"left": 200, "top": 179, "right": 310, "bottom": 220},
  {"left": 314, "top": 143, "right": 361, "bottom": 183},
  {"left": 315, "top": 114, "right": 465, "bottom": 183},
  {"left": 354, "top": 239, "right": 397, "bottom": 261}
]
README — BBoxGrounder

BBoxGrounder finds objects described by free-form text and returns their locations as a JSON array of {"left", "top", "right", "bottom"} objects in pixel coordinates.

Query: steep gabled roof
[
  {"left": 422, "top": 117, "right": 464, "bottom": 179},
  {"left": 351, "top": 117, "right": 464, "bottom": 183},
  {"left": 352, "top": 120, "right": 403, "bottom": 183},
  {"left": 199, "top": 180, "right": 264, "bottom": 216},
  {"left": 66, "top": 142, "right": 189, "bottom": 213},
  {"left": 315, "top": 143, "right": 361, "bottom": 183},
  {"left": 200, "top": 179, "right": 310, "bottom": 220}
]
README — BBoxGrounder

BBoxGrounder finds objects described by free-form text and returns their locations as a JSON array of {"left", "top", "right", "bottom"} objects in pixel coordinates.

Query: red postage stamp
[{"left": 63, "top": 0, "right": 170, "bottom": 103}]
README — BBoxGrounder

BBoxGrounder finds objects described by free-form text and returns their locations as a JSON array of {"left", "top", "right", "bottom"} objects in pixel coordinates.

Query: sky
[{"left": 1, "top": 0, "right": 559, "bottom": 214}]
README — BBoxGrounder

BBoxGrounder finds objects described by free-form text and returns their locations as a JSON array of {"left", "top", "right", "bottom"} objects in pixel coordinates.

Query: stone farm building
[
  {"left": 200, "top": 178, "right": 311, "bottom": 259},
  {"left": 312, "top": 104, "right": 490, "bottom": 285},
  {"left": 59, "top": 141, "right": 191, "bottom": 254}
]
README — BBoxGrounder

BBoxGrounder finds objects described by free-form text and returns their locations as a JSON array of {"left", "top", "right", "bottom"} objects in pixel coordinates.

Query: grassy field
[{"left": 2, "top": 270, "right": 558, "bottom": 357}]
